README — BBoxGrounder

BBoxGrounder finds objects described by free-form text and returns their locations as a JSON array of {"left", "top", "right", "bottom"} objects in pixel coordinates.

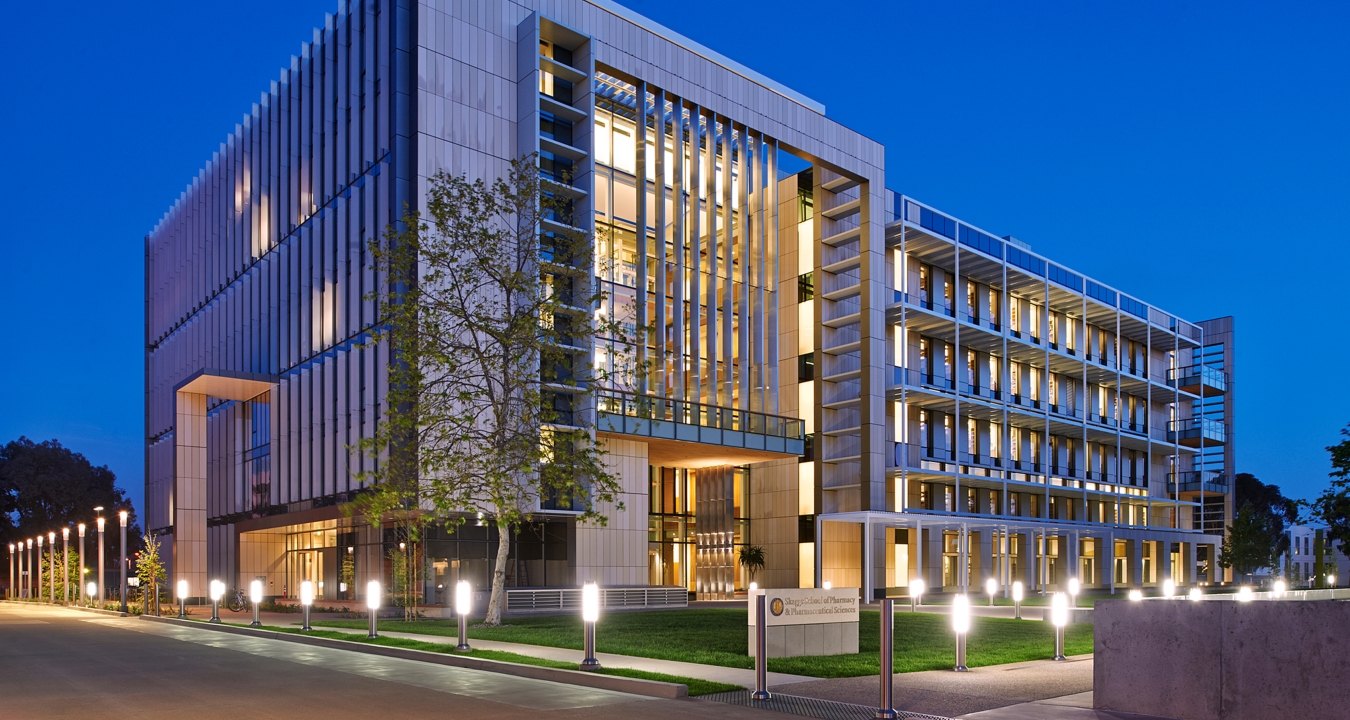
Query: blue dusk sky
[{"left": 1, "top": 1, "right": 1346, "bottom": 520}]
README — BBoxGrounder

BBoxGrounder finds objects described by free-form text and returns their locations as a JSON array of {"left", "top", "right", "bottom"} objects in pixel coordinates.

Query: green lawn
[
  {"left": 315, "top": 607, "right": 1091, "bottom": 678},
  {"left": 260, "top": 625, "right": 738, "bottom": 696}
]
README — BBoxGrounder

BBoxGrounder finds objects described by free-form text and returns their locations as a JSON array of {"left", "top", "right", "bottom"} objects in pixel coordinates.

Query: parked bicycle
[{"left": 225, "top": 587, "right": 248, "bottom": 612}]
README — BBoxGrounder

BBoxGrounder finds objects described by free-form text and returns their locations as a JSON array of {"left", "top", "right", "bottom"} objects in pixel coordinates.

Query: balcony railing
[
  {"left": 1166, "top": 417, "right": 1226, "bottom": 447},
  {"left": 1169, "top": 471, "right": 1229, "bottom": 494},
  {"left": 1168, "top": 364, "right": 1228, "bottom": 395},
  {"left": 596, "top": 390, "right": 804, "bottom": 453}
]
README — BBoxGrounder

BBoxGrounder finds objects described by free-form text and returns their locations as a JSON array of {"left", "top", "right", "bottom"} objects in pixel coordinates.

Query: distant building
[
  {"left": 1282, "top": 525, "right": 1349, "bottom": 586},
  {"left": 144, "top": 0, "right": 1233, "bottom": 603}
]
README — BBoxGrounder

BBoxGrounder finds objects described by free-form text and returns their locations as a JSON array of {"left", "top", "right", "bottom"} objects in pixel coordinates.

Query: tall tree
[
  {"left": 1219, "top": 472, "right": 1299, "bottom": 577},
  {"left": 0, "top": 437, "right": 141, "bottom": 562},
  {"left": 356, "top": 157, "right": 625, "bottom": 626},
  {"left": 1313, "top": 425, "right": 1350, "bottom": 561}
]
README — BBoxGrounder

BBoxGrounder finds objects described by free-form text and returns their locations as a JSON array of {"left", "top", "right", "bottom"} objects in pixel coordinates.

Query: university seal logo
[{"left": 769, "top": 597, "right": 785, "bottom": 616}]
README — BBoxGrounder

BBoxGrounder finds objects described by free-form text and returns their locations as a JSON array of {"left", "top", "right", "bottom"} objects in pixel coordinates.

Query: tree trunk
[{"left": 484, "top": 517, "right": 512, "bottom": 626}]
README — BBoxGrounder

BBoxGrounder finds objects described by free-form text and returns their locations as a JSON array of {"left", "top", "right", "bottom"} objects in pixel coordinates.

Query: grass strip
[
  {"left": 259, "top": 625, "right": 737, "bottom": 696},
  {"left": 316, "top": 608, "right": 1092, "bottom": 678}
]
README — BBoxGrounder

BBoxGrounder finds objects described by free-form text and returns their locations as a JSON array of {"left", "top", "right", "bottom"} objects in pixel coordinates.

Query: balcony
[
  {"left": 1168, "top": 364, "right": 1227, "bottom": 396},
  {"left": 1169, "top": 470, "right": 1229, "bottom": 496},
  {"left": 1166, "top": 417, "right": 1226, "bottom": 447},
  {"left": 596, "top": 390, "right": 804, "bottom": 455}
]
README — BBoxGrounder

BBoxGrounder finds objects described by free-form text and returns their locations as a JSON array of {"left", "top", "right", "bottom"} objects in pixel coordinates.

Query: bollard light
[
  {"left": 823, "top": 580, "right": 832, "bottom": 590},
  {"left": 455, "top": 580, "right": 472, "bottom": 651},
  {"left": 366, "top": 580, "right": 382, "bottom": 638},
  {"left": 249, "top": 579, "right": 263, "bottom": 628},
  {"left": 580, "top": 582, "right": 601, "bottom": 670},
  {"left": 1188, "top": 587, "right": 1202, "bottom": 602},
  {"left": 1236, "top": 586, "right": 1254, "bottom": 603},
  {"left": 907, "top": 575, "right": 928, "bottom": 607},
  {"left": 985, "top": 578, "right": 998, "bottom": 606},
  {"left": 208, "top": 579, "right": 225, "bottom": 623},
  {"left": 1162, "top": 577, "right": 1176, "bottom": 599},
  {"left": 748, "top": 581, "right": 758, "bottom": 596},
  {"left": 177, "top": 579, "right": 189, "bottom": 619},
  {"left": 1012, "top": 580, "right": 1024, "bottom": 619},
  {"left": 1067, "top": 576, "right": 1081, "bottom": 599},
  {"left": 300, "top": 580, "right": 315, "bottom": 631},
  {"left": 1128, "top": 589, "right": 1143, "bottom": 602},
  {"left": 1050, "top": 592, "right": 1069, "bottom": 661},
  {"left": 1329, "top": 574, "right": 1338, "bottom": 588},
  {"left": 751, "top": 591, "right": 771, "bottom": 701},
  {"left": 951, "top": 593, "right": 971, "bottom": 672},
  {"left": 1272, "top": 579, "right": 1287, "bottom": 598},
  {"left": 85, "top": 581, "right": 96, "bottom": 607}
]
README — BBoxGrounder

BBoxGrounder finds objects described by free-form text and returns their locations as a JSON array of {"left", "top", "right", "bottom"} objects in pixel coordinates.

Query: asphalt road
[{"left": 0, "top": 603, "right": 797, "bottom": 720}]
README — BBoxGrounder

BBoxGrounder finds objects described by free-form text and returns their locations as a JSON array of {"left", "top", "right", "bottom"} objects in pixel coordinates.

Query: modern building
[
  {"left": 145, "top": 0, "right": 1232, "bottom": 604},
  {"left": 1282, "top": 524, "right": 1348, "bottom": 587}
]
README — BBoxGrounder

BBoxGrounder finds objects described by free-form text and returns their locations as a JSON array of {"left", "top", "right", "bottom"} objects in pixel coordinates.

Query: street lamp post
[
  {"left": 27, "top": 539, "right": 34, "bottom": 600},
  {"left": 77, "top": 524, "right": 86, "bottom": 604},
  {"left": 7, "top": 543, "right": 13, "bottom": 599},
  {"left": 62, "top": 527, "right": 69, "bottom": 604},
  {"left": 37, "top": 534, "right": 46, "bottom": 603},
  {"left": 118, "top": 510, "right": 128, "bottom": 615},
  {"left": 96, "top": 514, "right": 106, "bottom": 603},
  {"left": 47, "top": 531, "right": 56, "bottom": 604}
]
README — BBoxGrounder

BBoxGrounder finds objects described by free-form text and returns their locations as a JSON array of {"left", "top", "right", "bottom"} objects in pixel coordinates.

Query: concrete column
[
  {"left": 174, "top": 391, "right": 209, "bottom": 598},
  {"left": 1100, "top": 534, "right": 1116, "bottom": 593},
  {"left": 1131, "top": 539, "right": 1145, "bottom": 588},
  {"left": 863, "top": 519, "right": 873, "bottom": 602},
  {"left": 978, "top": 531, "right": 994, "bottom": 588},
  {"left": 1184, "top": 542, "right": 1198, "bottom": 585},
  {"left": 1160, "top": 540, "right": 1173, "bottom": 583},
  {"left": 1021, "top": 531, "right": 1037, "bottom": 590},
  {"left": 959, "top": 525, "right": 970, "bottom": 592}
]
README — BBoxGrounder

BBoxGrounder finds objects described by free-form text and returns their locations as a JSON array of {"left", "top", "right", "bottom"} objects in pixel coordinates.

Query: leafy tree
[
  {"left": 739, "top": 545, "right": 766, "bottom": 584},
  {"left": 38, "top": 549, "right": 82, "bottom": 603},
  {"left": 135, "top": 534, "right": 167, "bottom": 615},
  {"left": 1219, "top": 473, "right": 1299, "bottom": 577},
  {"left": 356, "top": 157, "right": 625, "bottom": 626},
  {"left": 0, "top": 437, "right": 142, "bottom": 566},
  {"left": 1313, "top": 425, "right": 1350, "bottom": 562}
]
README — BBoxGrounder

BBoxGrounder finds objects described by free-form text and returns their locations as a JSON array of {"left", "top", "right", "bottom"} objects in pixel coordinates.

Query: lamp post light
[
  {"left": 579, "top": 582, "right": 601, "bottom": 671},
  {"left": 77, "top": 524, "right": 86, "bottom": 604},
  {"left": 299, "top": 580, "right": 315, "bottom": 631},
  {"left": 96, "top": 514, "right": 106, "bottom": 602},
  {"left": 1012, "top": 580, "right": 1024, "bottom": 619},
  {"left": 1051, "top": 592, "right": 1069, "bottom": 661},
  {"left": 1188, "top": 587, "right": 1202, "bottom": 602},
  {"left": 909, "top": 578, "right": 925, "bottom": 612},
  {"left": 117, "top": 510, "right": 128, "bottom": 615},
  {"left": 1162, "top": 577, "right": 1176, "bottom": 600},
  {"left": 37, "top": 534, "right": 46, "bottom": 603},
  {"left": 366, "top": 580, "right": 382, "bottom": 638},
  {"left": 249, "top": 579, "right": 264, "bottom": 628},
  {"left": 7, "top": 543, "right": 13, "bottom": 600},
  {"left": 985, "top": 578, "right": 998, "bottom": 607},
  {"left": 1272, "top": 579, "right": 1287, "bottom": 598},
  {"left": 177, "top": 580, "right": 189, "bottom": 619},
  {"left": 61, "top": 527, "right": 69, "bottom": 604},
  {"left": 455, "top": 580, "right": 472, "bottom": 651},
  {"left": 209, "top": 579, "right": 225, "bottom": 623},
  {"left": 1128, "top": 589, "right": 1144, "bottom": 602},
  {"left": 47, "top": 531, "right": 56, "bottom": 605},
  {"left": 27, "top": 538, "right": 34, "bottom": 600},
  {"left": 951, "top": 593, "right": 971, "bottom": 672}
]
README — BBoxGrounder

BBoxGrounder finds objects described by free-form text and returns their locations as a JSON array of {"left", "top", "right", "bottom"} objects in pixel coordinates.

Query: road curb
[{"left": 138, "top": 614, "right": 688, "bottom": 699}]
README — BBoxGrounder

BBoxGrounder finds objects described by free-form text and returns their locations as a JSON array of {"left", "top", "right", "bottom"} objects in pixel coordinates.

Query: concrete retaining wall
[{"left": 1094, "top": 599, "right": 1350, "bottom": 720}]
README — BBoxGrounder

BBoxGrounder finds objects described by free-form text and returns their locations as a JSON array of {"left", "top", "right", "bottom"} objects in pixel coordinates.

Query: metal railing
[
  {"left": 506, "top": 586, "right": 688, "bottom": 612},
  {"left": 596, "top": 390, "right": 804, "bottom": 441},
  {"left": 1167, "top": 364, "right": 1228, "bottom": 393}
]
